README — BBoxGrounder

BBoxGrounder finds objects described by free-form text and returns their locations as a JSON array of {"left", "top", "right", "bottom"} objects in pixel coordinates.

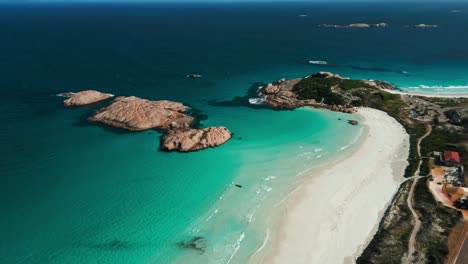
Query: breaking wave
[{"left": 403, "top": 85, "right": 468, "bottom": 90}]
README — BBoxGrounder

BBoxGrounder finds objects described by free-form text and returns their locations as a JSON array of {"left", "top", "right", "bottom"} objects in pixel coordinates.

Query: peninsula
[{"left": 253, "top": 71, "right": 397, "bottom": 114}]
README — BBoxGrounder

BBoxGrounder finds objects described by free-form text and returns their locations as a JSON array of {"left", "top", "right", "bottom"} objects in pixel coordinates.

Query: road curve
[{"left": 406, "top": 124, "right": 432, "bottom": 264}]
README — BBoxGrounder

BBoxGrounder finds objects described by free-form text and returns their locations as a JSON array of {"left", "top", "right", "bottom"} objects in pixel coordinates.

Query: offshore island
[{"left": 61, "top": 92, "right": 232, "bottom": 152}]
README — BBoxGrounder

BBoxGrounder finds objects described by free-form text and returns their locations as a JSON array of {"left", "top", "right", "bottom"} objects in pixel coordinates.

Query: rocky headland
[
  {"left": 319, "top": 23, "right": 388, "bottom": 28},
  {"left": 160, "top": 126, "right": 232, "bottom": 152},
  {"left": 62, "top": 90, "right": 114, "bottom": 106},
  {"left": 253, "top": 72, "right": 396, "bottom": 113}
]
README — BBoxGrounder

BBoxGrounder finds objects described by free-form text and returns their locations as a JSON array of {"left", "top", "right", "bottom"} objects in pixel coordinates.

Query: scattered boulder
[
  {"left": 161, "top": 127, "right": 232, "bottom": 152},
  {"left": 89, "top": 96, "right": 193, "bottom": 131},
  {"left": 63, "top": 90, "right": 114, "bottom": 106},
  {"left": 348, "top": 120, "right": 359, "bottom": 125}
]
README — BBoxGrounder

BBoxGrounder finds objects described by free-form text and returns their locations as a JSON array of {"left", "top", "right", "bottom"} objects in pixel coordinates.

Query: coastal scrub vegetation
[
  {"left": 413, "top": 179, "right": 462, "bottom": 263},
  {"left": 357, "top": 181, "right": 414, "bottom": 264},
  {"left": 292, "top": 77, "right": 346, "bottom": 105}
]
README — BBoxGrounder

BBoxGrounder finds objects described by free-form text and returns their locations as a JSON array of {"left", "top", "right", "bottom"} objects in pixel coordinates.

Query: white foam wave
[
  {"left": 205, "top": 208, "right": 218, "bottom": 222},
  {"left": 55, "top": 92, "right": 75, "bottom": 97},
  {"left": 249, "top": 98, "right": 266, "bottom": 105},
  {"left": 404, "top": 85, "right": 468, "bottom": 90},
  {"left": 314, "top": 148, "right": 323, "bottom": 153},
  {"left": 297, "top": 152, "right": 312, "bottom": 157},
  {"left": 251, "top": 228, "right": 270, "bottom": 258},
  {"left": 264, "top": 176, "right": 276, "bottom": 181},
  {"left": 227, "top": 232, "right": 246, "bottom": 264}
]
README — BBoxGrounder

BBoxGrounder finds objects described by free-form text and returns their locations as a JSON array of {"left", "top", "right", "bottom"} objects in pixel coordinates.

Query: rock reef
[
  {"left": 63, "top": 90, "right": 113, "bottom": 106},
  {"left": 89, "top": 96, "right": 193, "bottom": 131},
  {"left": 404, "top": 24, "right": 438, "bottom": 28},
  {"left": 319, "top": 23, "right": 388, "bottom": 28},
  {"left": 161, "top": 126, "right": 232, "bottom": 152}
]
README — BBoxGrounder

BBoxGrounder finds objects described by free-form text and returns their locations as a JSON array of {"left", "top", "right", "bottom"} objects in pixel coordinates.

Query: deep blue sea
[{"left": 1, "top": 2, "right": 468, "bottom": 264}]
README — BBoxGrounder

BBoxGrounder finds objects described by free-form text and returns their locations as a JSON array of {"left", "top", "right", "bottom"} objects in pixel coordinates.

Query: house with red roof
[{"left": 442, "top": 151, "right": 461, "bottom": 167}]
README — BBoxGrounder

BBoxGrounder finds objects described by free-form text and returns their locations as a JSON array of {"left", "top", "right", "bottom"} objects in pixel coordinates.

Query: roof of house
[{"left": 444, "top": 150, "right": 461, "bottom": 163}]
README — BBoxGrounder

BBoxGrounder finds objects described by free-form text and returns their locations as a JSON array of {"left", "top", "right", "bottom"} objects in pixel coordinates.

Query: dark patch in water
[
  {"left": 92, "top": 240, "right": 131, "bottom": 250},
  {"left": 237, "top": 136, "right": 242, "bottom": 140},
  {"left": 183, "top": 105, "right": 209, "bottom": 128},
  {"left": 177, "top": 236, "right": 207, "bottom": 254},
  {"left": 348, "top": 65, "right": 390, "bottom": 72}
]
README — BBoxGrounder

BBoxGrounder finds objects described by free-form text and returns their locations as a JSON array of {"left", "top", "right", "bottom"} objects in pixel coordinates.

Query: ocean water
[{"left": 1, "top": 2, "right": 468, "bottom": 264}]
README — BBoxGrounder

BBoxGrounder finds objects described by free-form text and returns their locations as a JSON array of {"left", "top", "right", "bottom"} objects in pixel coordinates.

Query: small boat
[
  {"left": 308, "top": 60, "right": 328, "bottom": 65},
  {"left": 187, "top": 74, "right": 203, "bottom": 78}
]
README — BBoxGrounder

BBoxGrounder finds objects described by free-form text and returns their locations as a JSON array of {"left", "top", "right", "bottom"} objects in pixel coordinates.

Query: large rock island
[
  {"left": 160, "top": 127, "right": 232, "bottom": 152},
  {"left": 63, "top": 90, "right": 114, "bottom": 106},
  {"left": 87, "top": 96, "right": 232, "bottom": 152},
  {"left": 89, "top": 96, "right": 193, "bottom": 131}
]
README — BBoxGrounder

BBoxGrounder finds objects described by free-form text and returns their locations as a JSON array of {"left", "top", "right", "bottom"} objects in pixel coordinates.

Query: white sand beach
[
  {"left": 257, "top": 108, "right": 410, "bottom": 264},
  {"left": 384, "top": 89, "right": 468, "bottom": 98}
]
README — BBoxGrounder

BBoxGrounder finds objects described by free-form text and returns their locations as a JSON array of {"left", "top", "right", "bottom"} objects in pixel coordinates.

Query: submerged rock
[
  {"left": 89, "top": 96, "right": 193, "bottom": 131},
  {"left": 63, "top": 90, "right": 113, "bottom": 106},
  {"left": 348, "top": 120, "right": 359, "bottom": 126},
  {"left": 161, "top": 126, "right": 232, "bottom": 152},
  {"left": 177, "top": 236, "right": 207, "bottom": 254}
]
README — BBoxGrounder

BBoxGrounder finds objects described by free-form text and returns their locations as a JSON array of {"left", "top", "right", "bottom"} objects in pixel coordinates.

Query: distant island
[
  {"left": 319, "top": 23, "right": 388, "bottom": 28},
  {"left": 404, "top": 24, "right": 439, "bottom": 28}
]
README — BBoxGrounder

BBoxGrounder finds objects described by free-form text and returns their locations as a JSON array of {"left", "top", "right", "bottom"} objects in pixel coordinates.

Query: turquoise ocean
[{"left": 1, "top": 2, "right": 468, "bottom": 263}]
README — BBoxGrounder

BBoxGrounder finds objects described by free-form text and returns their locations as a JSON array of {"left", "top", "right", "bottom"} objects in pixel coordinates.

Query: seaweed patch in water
[{"left": 177, "top": 236, "right": 207, "bottom": 254}]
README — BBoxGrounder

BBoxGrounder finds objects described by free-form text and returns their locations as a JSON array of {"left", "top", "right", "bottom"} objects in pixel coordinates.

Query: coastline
[
  {"left": 387, "top": 89, "right": 468, "bottom": 98},
  {"left": 252, "top": 108, "right": 410, "bottom": 264}
]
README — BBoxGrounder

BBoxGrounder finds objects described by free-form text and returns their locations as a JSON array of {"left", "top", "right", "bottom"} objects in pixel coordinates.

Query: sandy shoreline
[
  {"left": 252, "top": 108, "right": 410, "bottom": 264},
  {"left": 385, "top": 89, "right": 468, "bottom": 98}
]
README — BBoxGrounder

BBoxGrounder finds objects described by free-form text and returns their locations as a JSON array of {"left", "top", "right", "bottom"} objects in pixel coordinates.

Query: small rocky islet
[
  {"left": 61, "top": 93, "right": 231, "bottom": 152},
  {"left": 62, "top": 90, "right": 114, "bottom": 106}
]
